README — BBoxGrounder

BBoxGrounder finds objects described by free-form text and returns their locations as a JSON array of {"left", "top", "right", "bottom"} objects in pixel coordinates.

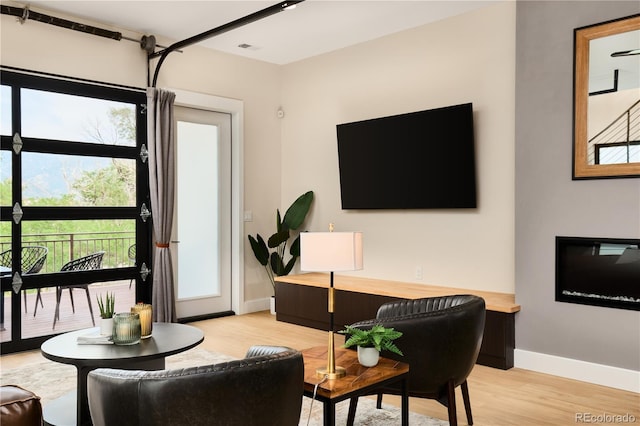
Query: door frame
[{"left": 171, "top": 88, "right": 244, "bottom": 315}]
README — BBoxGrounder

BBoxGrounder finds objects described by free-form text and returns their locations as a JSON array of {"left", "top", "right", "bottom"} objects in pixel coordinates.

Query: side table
[{"left": 302, "top": 346, "right": 409, "bottom": 426}]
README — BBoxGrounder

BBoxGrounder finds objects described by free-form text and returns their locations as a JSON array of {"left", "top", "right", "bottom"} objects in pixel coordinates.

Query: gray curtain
[{"left": 146, "top": 88, "right": 176, "bottom": 322}]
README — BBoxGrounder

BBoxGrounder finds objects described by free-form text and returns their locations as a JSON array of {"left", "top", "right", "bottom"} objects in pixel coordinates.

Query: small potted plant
[
  {"left": 97, "top": 292, "right": 115, "bottom": 336},
  {"left": 340, "top": 324, "right": 403, "bottom": 367}
]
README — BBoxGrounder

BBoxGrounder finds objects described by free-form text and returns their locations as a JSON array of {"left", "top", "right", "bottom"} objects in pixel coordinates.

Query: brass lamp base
[
  {"left": 316, "top": 366, "right": 346, "bottom": 380},
  {"left": 317, "top": 330, "right": 346, "bottom": 379}
]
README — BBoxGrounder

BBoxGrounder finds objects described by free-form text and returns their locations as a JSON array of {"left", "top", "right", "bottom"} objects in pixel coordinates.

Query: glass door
[
  {"left": 172, "top": 106, "right": 232, "bottom": 318},
  {"left": 0, "top": 70, "right": 148, "bottom": 353}
]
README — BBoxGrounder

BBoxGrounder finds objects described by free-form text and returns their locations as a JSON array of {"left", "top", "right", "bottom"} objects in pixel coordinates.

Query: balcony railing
[
  {"left": 0, "top": 232, "right": 135, "bottom": 272},
  {"left": 589, "top": 99, "right": 640, "bottom": 165}
]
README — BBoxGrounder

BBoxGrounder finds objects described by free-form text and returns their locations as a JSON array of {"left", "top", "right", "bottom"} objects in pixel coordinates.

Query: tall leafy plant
[{"left": 248, "top": 191, "right": 314, "bottom": 294}]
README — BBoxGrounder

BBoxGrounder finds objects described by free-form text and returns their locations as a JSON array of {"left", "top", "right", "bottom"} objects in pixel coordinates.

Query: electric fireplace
[{"left": 555, "top": 236, "right": 640, "bottom": 311}]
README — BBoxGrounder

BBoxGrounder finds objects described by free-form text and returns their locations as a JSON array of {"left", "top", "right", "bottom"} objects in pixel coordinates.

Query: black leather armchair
[
  {"left": 346, "top": 295, "right": 485, "bottom": 426},
  {"left": 87, "top": 345, "right": 304, "bottom": 426}
]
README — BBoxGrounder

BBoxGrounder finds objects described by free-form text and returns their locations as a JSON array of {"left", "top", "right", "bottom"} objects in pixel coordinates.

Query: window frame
[{"left": 0, "top": 69, "right": 150, "bottom": 353}]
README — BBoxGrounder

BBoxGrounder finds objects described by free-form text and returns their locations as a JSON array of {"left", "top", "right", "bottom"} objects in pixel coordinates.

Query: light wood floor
[{"left": 2, "top": 311, "right": 638, "bottom": 425}]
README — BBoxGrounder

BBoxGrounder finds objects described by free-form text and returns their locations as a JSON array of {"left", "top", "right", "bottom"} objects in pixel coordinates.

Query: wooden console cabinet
[{"left": 275, "top": 273, "right": 520, "bottom": 370}]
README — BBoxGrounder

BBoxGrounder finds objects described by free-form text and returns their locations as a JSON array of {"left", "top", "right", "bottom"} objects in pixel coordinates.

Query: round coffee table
[{"left": 41, "top": 322, "right": 204, "bottom": 426}]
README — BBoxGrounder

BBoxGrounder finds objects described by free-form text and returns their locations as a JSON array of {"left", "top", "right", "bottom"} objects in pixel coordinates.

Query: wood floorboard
[{"left": 1, "top": 310, "right": 638, "bottom": 425}]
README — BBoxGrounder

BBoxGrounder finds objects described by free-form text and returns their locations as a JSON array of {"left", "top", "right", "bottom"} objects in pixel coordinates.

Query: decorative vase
[
  {"left": 357, "top": 346, "right": 380, "bottom": 367},
  {"left": 99, "top": 317, "right": 113, "bottom": 336},
  {"left": 270, "top": 296, "right": 276, "bottom": 315},
  {"left": 112, "top": 312, "right": 141, "bottom": 345}
]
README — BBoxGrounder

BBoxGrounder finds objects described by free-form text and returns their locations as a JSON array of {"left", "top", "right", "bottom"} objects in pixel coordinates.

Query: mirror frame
[{"left": 573, "top": 14, "right": 640, "bottom": 179}]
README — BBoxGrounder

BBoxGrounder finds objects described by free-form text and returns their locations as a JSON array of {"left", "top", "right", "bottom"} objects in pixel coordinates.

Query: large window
[{"left": 0, "top": 70, "right": 150, "bottom": 353}]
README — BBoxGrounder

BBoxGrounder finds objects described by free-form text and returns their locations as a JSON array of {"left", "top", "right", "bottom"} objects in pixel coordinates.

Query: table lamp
[{"left": 300, "top": 226, "right": 363, "bottom": 379}]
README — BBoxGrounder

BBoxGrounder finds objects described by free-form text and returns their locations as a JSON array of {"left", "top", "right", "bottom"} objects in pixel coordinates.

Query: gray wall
[{"left": 515, "top": 1, "right": 640, "bottom": 370}]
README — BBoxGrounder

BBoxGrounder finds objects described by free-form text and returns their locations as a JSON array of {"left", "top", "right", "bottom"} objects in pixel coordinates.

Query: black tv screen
[{"left": 336, "top": 103, "right": 476, "bottom": 209}]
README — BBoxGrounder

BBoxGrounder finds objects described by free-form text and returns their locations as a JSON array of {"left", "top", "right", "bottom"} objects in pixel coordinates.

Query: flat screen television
[{"left": 336, "top": 103, "right": 476, "bottom": 209}]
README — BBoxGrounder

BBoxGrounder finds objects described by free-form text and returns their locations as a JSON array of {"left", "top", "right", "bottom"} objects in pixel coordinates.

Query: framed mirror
[{"left": 573, "top": 14, "right": 640, "bottom": 179}]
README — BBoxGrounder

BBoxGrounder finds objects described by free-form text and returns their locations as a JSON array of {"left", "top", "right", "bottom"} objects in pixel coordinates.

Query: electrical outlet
[{"left": 415, "top": 266, "right": 423, "bottom": 280}]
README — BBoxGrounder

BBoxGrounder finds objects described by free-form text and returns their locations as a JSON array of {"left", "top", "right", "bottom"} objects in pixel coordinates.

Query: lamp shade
[{"left": 300, "top": 232, "right": 363, "bottom": 272}]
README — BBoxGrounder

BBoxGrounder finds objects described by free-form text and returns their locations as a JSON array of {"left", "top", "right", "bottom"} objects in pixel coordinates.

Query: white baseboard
[
  {"left": 242, "top": 297, "right": 270, "bottom": 314},
  {"left": 514, "top": 349, "right": 639, "bottom": 393}
]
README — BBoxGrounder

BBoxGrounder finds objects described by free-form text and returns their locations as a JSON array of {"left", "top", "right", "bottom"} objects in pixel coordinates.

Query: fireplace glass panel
[{"left": 555, "top": 236, "right": 640, "bottom": 311}]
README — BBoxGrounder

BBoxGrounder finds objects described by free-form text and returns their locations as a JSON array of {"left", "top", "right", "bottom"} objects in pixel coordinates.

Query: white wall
[
  {"left": 588, "top": 89, "right": 638, "bottom": 138},
  {"left": 515, "top": 0, "right": 640, "bottom": 378},
  {"left": 1, "top": 1, "right": 283, "bottom": 303},
  {"left": 1, "top": 2, "right": 146, "bottom": 86},
  {"left": 2, "top": 1, "right": 516, "bottom": 300},
  {"left": 280, "top": 1, "right": 516, "bottom": 293}
]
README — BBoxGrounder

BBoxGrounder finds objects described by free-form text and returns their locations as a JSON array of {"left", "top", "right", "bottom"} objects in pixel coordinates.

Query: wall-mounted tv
[{"left": 336, "top": 103, "right": 476, "bottom": 209}]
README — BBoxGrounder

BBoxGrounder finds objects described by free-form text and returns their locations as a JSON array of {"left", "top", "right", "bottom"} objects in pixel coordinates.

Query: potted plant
[
  {"left": 96, "top": 292, "right": 115, "bottom": 336},
  {"left": 248, "top": 191, "right": 314, "bottom": 314},
  {"left": 340, "top": 324, "right": 403, "bottom": 367}
]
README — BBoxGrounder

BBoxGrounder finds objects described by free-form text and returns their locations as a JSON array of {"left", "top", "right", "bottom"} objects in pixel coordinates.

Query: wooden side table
[{"left": 302, "top": 346, "right": 409, "bottom": 426}]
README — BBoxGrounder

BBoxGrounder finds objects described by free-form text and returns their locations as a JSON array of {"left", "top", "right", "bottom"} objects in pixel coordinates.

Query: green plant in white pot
[
  {"left": 341, "top": 324, "right": 403, "bottom": 367},
  {"left": 96, "top": 292, "right": 115, "bottom": 336},
  {"left": 247, "top": 191, "right": 314, "bottom": 312}
]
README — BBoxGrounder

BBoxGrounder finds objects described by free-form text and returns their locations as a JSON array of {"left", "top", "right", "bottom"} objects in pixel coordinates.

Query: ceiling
[
  {"left": 21, "top": 1, "right": 498, "bottom": 65},
  {"left": 590, "top": 29, "right": 640, "bottom": 93}
]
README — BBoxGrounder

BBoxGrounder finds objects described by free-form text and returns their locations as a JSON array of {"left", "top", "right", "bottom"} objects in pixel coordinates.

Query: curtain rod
[
  {"left": 0, "top": 4, "right": 163, "bottom": 53},
  {"left": 148, "top": 0, "right": 304, "bottom": 87},
  {"left": 2, "top": 4, "right": 122, "bottom": 40}
]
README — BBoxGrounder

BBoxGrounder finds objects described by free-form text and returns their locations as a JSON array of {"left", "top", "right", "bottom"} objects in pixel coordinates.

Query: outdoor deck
[{"left": 1, "top": 280, "right": 136, "bottom": 342}]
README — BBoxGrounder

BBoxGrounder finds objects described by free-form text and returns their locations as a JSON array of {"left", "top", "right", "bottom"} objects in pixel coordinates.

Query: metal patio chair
[
  {"left": 0, "top": 246, "right": 48, "bottom": 313},
  {"left": 127, "top": 243, "right": 136, "bottom": 289},
  {"left": 52, "top": 251, "right": 105, "bottom": 329}
]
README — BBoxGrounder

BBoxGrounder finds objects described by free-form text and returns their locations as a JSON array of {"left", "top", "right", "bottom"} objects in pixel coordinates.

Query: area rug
[
  {"left": 0, "top": 348, "right": 236, "bottom": 405},
  {"left": 1, "top": 348, "right": 448, "bottom": 425},
  {"left": 300, "top": 397, "right": 448, "bottom": 426}
]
